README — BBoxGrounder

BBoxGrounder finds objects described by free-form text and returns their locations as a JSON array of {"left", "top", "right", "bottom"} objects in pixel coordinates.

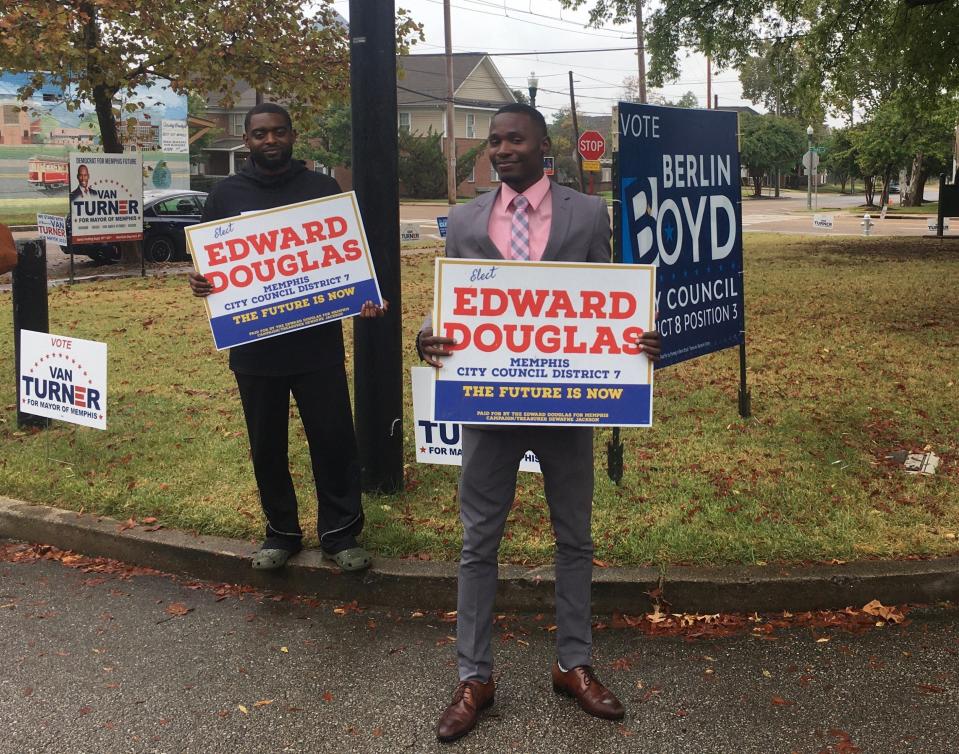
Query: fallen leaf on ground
[
  {"left": 861, "top": 599, "right": 906, "bottom": 624},
  {"left": 165, "top": 603, "right": 191, "bottom": 617},
  {"left": 238, "top": 705, "right": 249, "bottom": 714},
  {"left": 322, "top": 691, "right": 334, "bottom": 703},
  {"left": 253, "top": 699, "right": 274, "bottom": 707}
]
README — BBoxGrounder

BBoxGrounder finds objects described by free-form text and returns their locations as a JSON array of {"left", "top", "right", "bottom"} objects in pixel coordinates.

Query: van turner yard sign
[
  {"left": 69, "top": 153, "right": 143, "bottom": 244},
  {"left": 19, "top": 330, "right": 107, "bottom": 430},
  {"left": 432, "top": 259, "right": 655, "bottom": 427},
  {"left": 186, "top": 193, "right": 382, "bottom": 350}
]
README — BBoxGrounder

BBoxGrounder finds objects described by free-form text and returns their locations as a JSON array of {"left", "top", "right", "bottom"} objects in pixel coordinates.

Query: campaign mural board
[
  {"left": 69, "top": 153, "right": 144, "bottom": 243},
  {"left": 0, "top": 72, "right": 189, "bottom": 211},
  {"left": 432, "top": 258, "right": 655, "bottom": 427},
  {"left": 186, "top": 193, "right": 383, "bottom": 350},
  {"left": 18, "top": 329, "right": 108, "bottom": 430},
  {"left": 617, "top": 103, "right": 744, "bottom": 367},
  {"left": 411, "top": 368, "right": 541, "bottom": 472}
]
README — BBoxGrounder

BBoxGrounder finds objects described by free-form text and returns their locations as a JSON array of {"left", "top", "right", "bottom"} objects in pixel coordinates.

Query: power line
[{"left": 418, "top": 0, "right": 637, "bottom": 38}]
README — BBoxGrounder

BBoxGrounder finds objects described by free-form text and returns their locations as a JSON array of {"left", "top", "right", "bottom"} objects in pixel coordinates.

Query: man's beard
[{"left": 253, "top": 145, "right": 293, "bottom": 171}]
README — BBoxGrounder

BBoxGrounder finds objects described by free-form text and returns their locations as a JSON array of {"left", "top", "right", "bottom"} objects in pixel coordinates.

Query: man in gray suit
[{"left": 417, "top": 103, "right": 661, "bottom": 743}]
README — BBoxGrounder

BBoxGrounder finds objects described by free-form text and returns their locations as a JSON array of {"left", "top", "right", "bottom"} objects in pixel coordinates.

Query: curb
[{"left": 2, "top": 497, "right": 958, "bottom": 614}]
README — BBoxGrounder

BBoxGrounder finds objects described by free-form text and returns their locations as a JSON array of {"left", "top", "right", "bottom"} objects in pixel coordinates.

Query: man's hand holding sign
[
  {"left": 425, "top": 258, "right": 658, "bottom": 426},
  {"left": 186, "top": 193, "right": 387, "bottom": 349}
]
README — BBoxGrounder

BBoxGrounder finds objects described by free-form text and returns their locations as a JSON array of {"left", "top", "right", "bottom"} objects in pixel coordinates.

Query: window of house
[
  {"left": 468, "top": 166, "right": 475, "bottom": 183},
  {"left": 398, "top": 112, "right": 411, "bottom": 134},
  {"left": 229, "top": 112, "right": 245, "bottom": 136},
  {"left": 466, "top": 114, "right": 475, "bottom": 138},
  {"left": 490, "top": 163, "right": 500, "bottom": 183}
]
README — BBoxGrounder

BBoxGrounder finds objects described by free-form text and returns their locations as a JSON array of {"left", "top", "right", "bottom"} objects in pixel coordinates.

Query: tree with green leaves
[
  {"left": 620, "top": 77, "right": 698, "bottom": 108},
  {"left": 397, "top": 129, "right": 484, "bottom": 199},
  {"left": 559, "top": 0, "right": 959, "bottom": 104},
  {"left": 738, "top": 114, "right": 806, "bottom": 198},
  {"left": 294, "top": 101, "right": 353, "bottom": 171},
  {"left": 1, "top": 2, "right": 421, "bottom": 154},
  {"left": 737, "top": 41, "right": 824, "bottom": 126},
  {"left": 820, "top": 128, "right": 860, "bottom": 195}
]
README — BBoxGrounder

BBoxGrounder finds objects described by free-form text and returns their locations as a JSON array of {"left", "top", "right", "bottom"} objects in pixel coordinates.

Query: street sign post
[
  {"left": 578, "top": 131, "right": 606, "bottom": 161},
  {"left": 802, "top": 151, "right": 820, "bottom": 172},
  {"left": 578, "top": 131, "right": 605, "bottom": 194}
]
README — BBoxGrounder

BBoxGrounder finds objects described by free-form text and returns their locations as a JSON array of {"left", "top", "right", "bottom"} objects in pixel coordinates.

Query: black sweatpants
[{"left": 234, "top": 367, "right": 363, "bottom": 554}]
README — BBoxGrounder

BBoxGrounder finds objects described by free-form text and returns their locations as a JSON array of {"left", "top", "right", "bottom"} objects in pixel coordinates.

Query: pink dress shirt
[{"left": 487, "top": 175, "right": 552, "bottom": 262}]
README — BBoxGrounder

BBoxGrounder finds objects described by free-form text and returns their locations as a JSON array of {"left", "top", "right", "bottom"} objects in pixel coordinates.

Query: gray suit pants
[{"left": 457, "top": 425, "right": 594, "bottom": 682}]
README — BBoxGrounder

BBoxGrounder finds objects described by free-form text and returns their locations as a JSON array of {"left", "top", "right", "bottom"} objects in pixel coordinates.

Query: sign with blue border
[
  {"left": 186, "top": 192, "right": 382, "bottom": 350},
  {"left": 412, "top": 368, "right": 541, "bottom": 472},
  {"left": 616, "top": 103, "right": 744, "bottom": 367},
  {"left": 436, "top": 216, "right": 448, "bottom": 238},
  {"left": 432, "top": 258, "right": 655, "bottom": 426}
]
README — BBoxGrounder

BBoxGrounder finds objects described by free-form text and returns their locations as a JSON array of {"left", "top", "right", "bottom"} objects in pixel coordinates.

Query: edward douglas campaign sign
[{"left": 186, "top": 192, "right": 383, "bottom": 350}]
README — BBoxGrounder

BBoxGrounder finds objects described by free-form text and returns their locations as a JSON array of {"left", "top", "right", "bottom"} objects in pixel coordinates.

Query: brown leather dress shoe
[
  {"left": 436, "top": 678, "right": 496, "bottom": 743},
  {"left": 551, "top": 662, "right": 625, "bottom": 720}
]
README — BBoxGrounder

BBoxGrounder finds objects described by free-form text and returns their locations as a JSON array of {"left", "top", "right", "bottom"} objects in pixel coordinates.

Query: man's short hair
[
  {"left": 244, "top": 103, "right": 294, "bottom": 133},
  {"left": 493, "top": 103, "right": 548, "bottom": 140}
]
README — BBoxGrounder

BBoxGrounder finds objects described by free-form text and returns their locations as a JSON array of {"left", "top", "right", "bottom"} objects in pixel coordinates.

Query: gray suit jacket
[{"left": 445, "top": 182, "right": 611, "bottom": 263}]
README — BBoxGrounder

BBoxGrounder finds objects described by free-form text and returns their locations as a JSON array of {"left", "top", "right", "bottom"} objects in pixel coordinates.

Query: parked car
[{"left": 60, "top": 189, "right": 207, "bottom": 263}]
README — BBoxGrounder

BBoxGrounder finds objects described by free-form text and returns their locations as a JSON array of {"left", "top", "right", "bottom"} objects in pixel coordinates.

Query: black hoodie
[{"left": 200, "top": 160, "right": 345, "bottom": 375}]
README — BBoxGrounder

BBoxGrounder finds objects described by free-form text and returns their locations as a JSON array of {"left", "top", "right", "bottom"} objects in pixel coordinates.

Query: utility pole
[
  {"left": 350, "top": 0, "right": 404, "bottom": 493},
  {"left": 774, "top": 57, "right": 782, "bottom": 198},
  {"left": 569, "top": 71, "right": 585, "bottom": 193},
  {"left": 706, "top": 55, "right": 712, "bottom": 109},
  {"left": 635, "top": 0, "right": 647, "bottom": 103},
  {"left": 444, "top": 0, "right": 457, "bottom": 206}
]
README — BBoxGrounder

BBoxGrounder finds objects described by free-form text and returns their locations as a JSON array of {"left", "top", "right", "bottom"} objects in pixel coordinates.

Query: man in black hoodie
[{"left": 188, "top": 103, "right": 385, "bottom": 572}]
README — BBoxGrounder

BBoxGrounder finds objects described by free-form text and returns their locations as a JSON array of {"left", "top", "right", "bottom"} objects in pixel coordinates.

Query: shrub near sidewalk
[{"left": 0, "top": 234, "right": 955, "bottom": 568}]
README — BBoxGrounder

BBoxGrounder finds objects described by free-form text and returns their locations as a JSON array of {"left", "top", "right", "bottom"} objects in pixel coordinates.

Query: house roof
[
  {"left": 716, "top": 105, "right": 761, "bottom": 116},
  {"left": 206, "top": 137, "right": 248, "bottom": 152},
  {"left": 397, "top": 53, "right": 515, "bottom": 109}
]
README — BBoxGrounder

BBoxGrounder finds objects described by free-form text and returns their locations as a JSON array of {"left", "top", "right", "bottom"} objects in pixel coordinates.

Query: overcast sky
[{"left": 333, "top": 0, "right": 755, "bottom": 120}]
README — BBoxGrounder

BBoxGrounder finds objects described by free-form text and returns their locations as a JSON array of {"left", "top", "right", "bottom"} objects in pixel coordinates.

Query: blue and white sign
[
  {"left": 186, "top": 193, "right": 382, "bottom": 350},
  {"left": 412, "top": 368, "right": 541, "bottom": 472},
  {"left": 617, "top": 103, "right": 744, "bottom": 367},
  {"left": 19, "top": 329, "right": 108, "bottom": 430},
  {"left": 432, "top": 258, "right": 655, "bottom": 427},
  {"left": 436, "top": 216, "right": 448, "bottom": 239},
  {"left": 36, "top": 213, "right": 67, "bottom": 245}
]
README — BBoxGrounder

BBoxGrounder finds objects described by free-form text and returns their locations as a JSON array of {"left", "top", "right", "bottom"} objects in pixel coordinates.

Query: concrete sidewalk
[{"left": 2, "top": 496, "right": 956, "bottom": 615}]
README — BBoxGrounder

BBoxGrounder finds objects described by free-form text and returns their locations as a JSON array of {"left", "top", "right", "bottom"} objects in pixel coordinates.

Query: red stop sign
[{"left": 577, "top": 130, "right": 606, "bottom": 161}]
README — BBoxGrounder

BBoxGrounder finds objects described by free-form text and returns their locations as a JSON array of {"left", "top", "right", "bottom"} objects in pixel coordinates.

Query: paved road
[
  {"left": 1, "top": 542, "right": 956, "bottom": 754},
  {"left": 5, "top": 190, "right": 953, "bottom": 286}
]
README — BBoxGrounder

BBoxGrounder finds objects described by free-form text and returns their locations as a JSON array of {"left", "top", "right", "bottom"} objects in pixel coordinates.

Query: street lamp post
[
  {"left": 527, "top": 71, "right": 539, "bottom": 109},
  {"left": 806, "top": 125, "right": 814, "bottom": 210}
]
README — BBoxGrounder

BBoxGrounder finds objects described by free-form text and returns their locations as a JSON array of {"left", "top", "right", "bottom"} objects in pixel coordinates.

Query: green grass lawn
[
  {"left": 0, "top": 196, "right": 69, "bottom": 226},
  {"left": 843, "top": 202, "right": 941, "bottom": 216},
  {"left": 0, "top": 234, "right": 956, "bottom": 568}
]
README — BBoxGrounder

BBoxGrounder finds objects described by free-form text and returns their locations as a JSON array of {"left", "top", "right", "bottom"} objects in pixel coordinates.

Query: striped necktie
[{"left": 509, "top": 195, "right": 530, "bottom": 261}]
